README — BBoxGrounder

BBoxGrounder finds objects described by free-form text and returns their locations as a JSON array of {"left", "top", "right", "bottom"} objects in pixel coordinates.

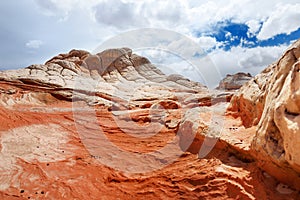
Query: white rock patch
[{"left": 0, "top": 124, "right": 71, "bottom": 190}]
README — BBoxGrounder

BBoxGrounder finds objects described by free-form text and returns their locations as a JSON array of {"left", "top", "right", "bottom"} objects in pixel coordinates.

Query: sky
[{"left": 0, "top": 0, "right": 300, "bottom": 87}]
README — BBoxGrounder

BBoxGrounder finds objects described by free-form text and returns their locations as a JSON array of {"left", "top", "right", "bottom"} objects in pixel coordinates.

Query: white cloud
[
  {"left": 257, "top": 3, "right": 300, "bottom": 40},
  {"left": 93, "top": 0, "right": 138, "bottom": 28},
  {"left": 92, "top": 0, "right": 187, "bottom": 29},
  {"left": 34, "top": 0, "right": 99, "bottom": 20},
  {"left": 25, "top": 40, "right": 44, "bottom": 49},
  {"left": 187, "top": 0, "right": 300, "bottom": 38},
  {"left": 246, "top": 20, "right": 261, "bottom": 37},
  {"left": 238, "top": 46, "right": 286, "bottom": 68},
  {"left": 32, "top": 0, "right": 300, "bottom": 41},
  {"left": 209, "top": 44, "right": 289, "bottom": 78},
  {"left": 197, "top": 36, "right": 218, "bottom": 50}
]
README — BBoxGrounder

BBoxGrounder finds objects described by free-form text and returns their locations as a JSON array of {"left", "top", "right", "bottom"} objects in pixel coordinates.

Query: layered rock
[
  {"left": 228, "top": 39, "right": 300, "bottom": 190},
  {"left": 0, "top": 48, "right": 216, "bottom": 109},
  {"left": 216, "top": 72, "right": 252, "bottom": 91}
]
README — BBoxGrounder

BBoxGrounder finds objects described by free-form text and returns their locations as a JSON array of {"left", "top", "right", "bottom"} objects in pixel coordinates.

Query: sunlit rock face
[{"left": 228, "top": 39, "right": 300, "bottom": 190}]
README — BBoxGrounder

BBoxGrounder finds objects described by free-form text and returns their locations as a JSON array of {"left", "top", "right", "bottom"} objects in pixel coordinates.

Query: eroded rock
[
  {"left": 228, "top": 39, "right": 300, "bottom": 190},
  {"left": 0, "top": 48, "right": 210, "bottom": 109}
]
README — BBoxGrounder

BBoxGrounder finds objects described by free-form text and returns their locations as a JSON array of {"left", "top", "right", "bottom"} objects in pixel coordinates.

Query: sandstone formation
[
  {"left": 0, "top": 46, "right": 299, "bottom": 199},
  {"left": 217, "top": 72, "right": 252, "bottom": 91},
  {"left": 228, "top": 39, "right": 300, "bottom": 190},
  {"left": 0, "top": 48, "right": 217, "bottom": 109}
]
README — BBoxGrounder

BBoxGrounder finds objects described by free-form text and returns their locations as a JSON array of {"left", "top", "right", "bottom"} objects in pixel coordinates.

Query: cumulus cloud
[
  {"left": 144, "top": 0, "right": 186, "bottom": 24},
  {"left": 246, "top": 20, "right": 261, "bottom": 37},
  {"left": 33, "top": 0, "right": 99, "bottom": 20},
  {"left": 257, "top": 3, "right": 300, "bottom": 40},
  {"left": 187, "top": 0, "right": 300, "bottom": 36},
  {"left": 197, "top": 36, "right": 218, "bottom": 50},
  {"left": 209, "top": 44, "right": 289, "bottom": 78},
  {"left": 93, "top": 0, "right": 141, "bottom": 29},
  {"left": 32, "top": 0, "right": 300, "bottom": 40},
  {"left": 238, "top": 46, "right": 286, "bottom": 68},
  {"left": 93, "top": 0, "right": 187, "bottom": 29},
  {"left": 25, "top": 40, "right": 44, "bottom": 49}
]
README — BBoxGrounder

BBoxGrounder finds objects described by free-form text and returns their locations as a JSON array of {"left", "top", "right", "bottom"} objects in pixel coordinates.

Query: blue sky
[
  {"left": 202, "top": 21, "right": 300, "bottom": 50},
  {"left": 0, "top": 0, "right": 300, "bottom": 86}
]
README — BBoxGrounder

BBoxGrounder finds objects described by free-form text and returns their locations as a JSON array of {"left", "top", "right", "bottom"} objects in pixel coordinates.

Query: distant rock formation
[
  {"left": 0, "top": 48, "right": 218, "bottom": 109},
  {"left": 216, "top": 72, "right": 252, "bottom": 91},
  {"left": 228, "top": 39, "right": 300, "bottom": 190}
]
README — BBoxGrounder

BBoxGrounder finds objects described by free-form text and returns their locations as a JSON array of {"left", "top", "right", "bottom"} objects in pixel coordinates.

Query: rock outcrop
[
  {"left": 0, "top": 48, "right": 216, "bottom": 109},
  {"left": 217, "top": 72, "right": 252, "bottom": 91},
  {"left": 0, "top": 46, "right": 299, "bottom": 199},
  {"left": 228, "top": 39, "right": 300, "bottom": 190}
]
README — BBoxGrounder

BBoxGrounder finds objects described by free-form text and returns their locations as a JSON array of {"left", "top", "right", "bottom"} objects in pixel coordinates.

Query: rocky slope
[{"left": 0, "top": 45, "right": 299, "bottom": 199}]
